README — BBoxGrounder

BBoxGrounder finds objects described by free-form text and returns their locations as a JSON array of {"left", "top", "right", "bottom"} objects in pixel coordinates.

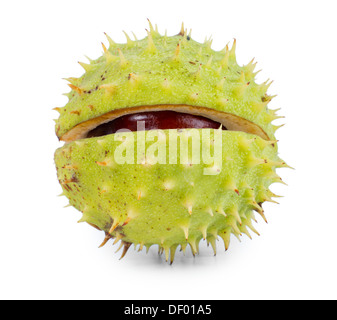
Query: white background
[{"left": 0, "top": 0, "right": 336, "bottom": 300}]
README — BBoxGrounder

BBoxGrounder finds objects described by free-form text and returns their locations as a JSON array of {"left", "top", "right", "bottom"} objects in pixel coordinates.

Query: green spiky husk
[
  {"left": 55, "top": 29, "right": 278, "bottom": 140},
  {"left": 54, "top": 24, "right": 287, "bottom": 262},
  {"left": 55, "top": 129, "right": 286, "bottom": 261}
]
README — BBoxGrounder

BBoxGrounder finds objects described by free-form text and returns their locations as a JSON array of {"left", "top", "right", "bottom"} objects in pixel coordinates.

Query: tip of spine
[
  {"left": 119, "top": 242, "right": 131, "bottom": 260},
  {"left": 145, "top": 29, "right": 157, "bottom": 53},
  {"left": 104, "top": 32, "right": 116, "bottom": 49},
  {"left": 122, "top": 30, "right": 134, "bottom": 46},
  {"left": 101, "top": 42, "right": 108, "bottom": 53},
  {"left": 178, "top": 22, "right": 185, "bottom": 36},
  {"left": 147, "top": 18, "right": 155, "bottom": 35},
  {"left": 230, "top": 38, "right": 237, "bottom": 58},
  {"left": 220, "top": 45, "right": 230, "bottom": 68},
  {"left": 68, "top": 83, "right": 83, "bottom": 95},
  {"left": 78, "top": 61, "right": 92, "bottom": 72},
  {"left": 117, "top": 48, "right": 128, "bottom": 67}
]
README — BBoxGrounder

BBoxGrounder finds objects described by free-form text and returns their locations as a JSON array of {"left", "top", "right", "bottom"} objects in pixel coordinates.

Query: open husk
[{"left": 60, "top": 104, "right": 269, "bottom": 143}]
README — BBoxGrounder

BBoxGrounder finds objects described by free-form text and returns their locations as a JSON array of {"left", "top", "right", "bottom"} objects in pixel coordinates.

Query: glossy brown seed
[{"left": 87, "top": 111, "right": 226, "bottom": 138}]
